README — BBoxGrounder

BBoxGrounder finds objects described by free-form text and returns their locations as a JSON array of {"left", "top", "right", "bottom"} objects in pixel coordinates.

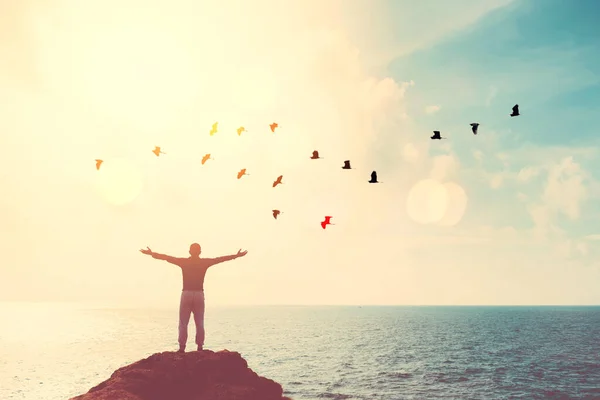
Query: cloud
[
  {"left": 517, "top": 166, "right": 540, "bottom": 183},
  {"left": 519, "top": 156, "right": 589, "bottom": 244},
  {"left": 366, "top": 0, "right": 517, "bottom": 65},
  {"left": 489, "top": 173, "right": 504, "bottom": 189},
  {"left": 430, "top": 154, "right": 459, "bottom": 181},
  {"left": 485, "top": 85, "right": 498, "bottom": 107},
  {"left": 516, "top": 192, "right": 528, "bottom": 202},
  {"left": 424, "top": 105, "right": 441, "bottom": 114},
  {"left": 541, "top": 157, "right": 588, "bottom": 220},
  {"left": 402, "top": 143, "right": 420, "bottom": 163}
]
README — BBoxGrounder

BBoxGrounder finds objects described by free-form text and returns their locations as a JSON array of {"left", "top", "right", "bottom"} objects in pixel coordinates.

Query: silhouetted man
[{"left": 140, "top": 243, "right": 248, "bottom": 352}]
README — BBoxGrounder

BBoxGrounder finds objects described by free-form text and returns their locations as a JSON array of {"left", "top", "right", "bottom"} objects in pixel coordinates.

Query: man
[{"left": 140, "top": 243, "right": 248, "bottom": 352}]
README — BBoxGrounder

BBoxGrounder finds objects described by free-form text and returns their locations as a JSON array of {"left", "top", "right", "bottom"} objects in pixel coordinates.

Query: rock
[{"left": 70, "top": 349, "right": 292, "bottom": 400}]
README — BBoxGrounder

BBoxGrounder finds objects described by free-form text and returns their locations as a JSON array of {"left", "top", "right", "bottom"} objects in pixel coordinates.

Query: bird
[
  {"left": 237, "top": 169, "right": 249, "bottom": 179},
  {"left": 342, "top": 160, "right": 353, "bottom": 169},
  {"left": 237, "top": 126, "right": 246, "bottom": 136},
  {"left": 210, "top": 122, "right": 218, "bottom": 136},
  {"left": 368, "top": 171, "right": 379, "bottom": 183},
  {"left": 431, "top": 131, "right": 446, "bottom": 140},
  {"left": 152, "top": 146, "right": 166, "bottom": 156},
  {"left": 95, "top": 159, "right": 103, "bottom": 170},
  {"left": 201, "top": 153, "right": 213, "bottom": 165},
  {"left": 321, "top": 216, "right": 334, "bottom": 229},
  {"left": 510, "top": 104, "right": 520, "bottom": 117},
  {"left": 272, "top": 210, "right": 281, "bottom": 219},
  {"left": 270, "top": 123, "right": 278, "bottom": 133},
  {"left": 272, "top": 175, "right": 283, "bottom": 187},
  {"left": 310, "top": 150, "right": 323, "bottom": 159},
  {"left": 470, "top": 123, "right": 480, "bottom": 135}
]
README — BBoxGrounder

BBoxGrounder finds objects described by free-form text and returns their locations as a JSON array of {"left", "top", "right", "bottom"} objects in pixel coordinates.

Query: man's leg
[
  {"left": 178, "top": 291, "right": 193, "bottom": 352},
  {"left": 191, "top": 291, "right": 206, "bottom": 350}
]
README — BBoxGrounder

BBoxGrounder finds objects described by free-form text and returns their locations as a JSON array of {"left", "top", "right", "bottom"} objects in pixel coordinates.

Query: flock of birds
[{"left": 94, "top": 105, "right": 521, "bottom": 230}]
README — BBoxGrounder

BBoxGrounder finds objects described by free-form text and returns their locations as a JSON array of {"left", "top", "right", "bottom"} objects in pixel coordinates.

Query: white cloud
[
  {"left": 472, "top": 149, "right": 484, "bottom": 162},
  {"left": 402, "top": 143, "right": 420, "bottom": 163},
  {"left": 541, "top": 157, "right": 588, "bottom": 220},
  {"left": 516, "top": 192, "right": 528, "bottom": 202},
  {"left": 489, "top": 173, "right": 503, "bottom": 189},
  {"left": 424, "top": 105, "right": 441, "bottom": 114},
  {"left": 485, "top": 85, "right": 498, "bottom": 107},
  {"left": 517, "top": 166, "right": 540, "bottom": 183},
  {"left": 430, "top": 154, "right": 459, "bottom": 181},
  {"left": 520, "top": 156, "right": 589, "bottom": 245},
  {"left": 367, "top": 0, "right": 517, "bottom": 66}
]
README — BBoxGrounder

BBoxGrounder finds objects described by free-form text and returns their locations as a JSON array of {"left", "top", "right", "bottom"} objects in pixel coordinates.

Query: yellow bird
[
  {"left": 272, "top": 175, "right": 283, "bottom": 187},
  {"left": 237, "top": 168, "right": 249, "bottom": 179},
  {"left": 237, "top": 126, "right": 247, "bottom": 136},
  {"left": 95, "top": 159, "right": 103, "bottom": 170},
  {"left": 210, "top": 122, "right": 218, "bottom": 136},
  {"left": 201, "top": 154, "right": 213, "bottom": 165},
  {"left": 152, "top": 146, "right": 166, "bottom": 157}
]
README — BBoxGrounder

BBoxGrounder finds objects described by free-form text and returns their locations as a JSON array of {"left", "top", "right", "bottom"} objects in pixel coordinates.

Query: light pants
[{"left": 178, "top": 290, "right": 205, "bottom": 348}]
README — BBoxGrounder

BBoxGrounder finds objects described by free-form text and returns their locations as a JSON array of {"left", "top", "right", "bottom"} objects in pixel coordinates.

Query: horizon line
[{"left": 1, "top": 301, "right": 599, "bottom": 308}]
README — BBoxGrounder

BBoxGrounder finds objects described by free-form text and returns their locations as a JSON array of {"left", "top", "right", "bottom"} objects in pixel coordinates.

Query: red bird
[{"left": 321, "top": 216, "right": 334, "bottom": 229}]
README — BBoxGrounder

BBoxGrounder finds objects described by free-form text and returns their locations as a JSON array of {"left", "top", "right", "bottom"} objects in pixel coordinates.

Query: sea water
[{"left": 1, "top": 303, "right": 599, "bottom": 400}]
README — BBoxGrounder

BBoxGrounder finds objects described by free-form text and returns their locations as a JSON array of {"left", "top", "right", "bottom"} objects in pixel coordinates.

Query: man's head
[{"left": 189, "top": 243, "right": 201, "bottom": 257}]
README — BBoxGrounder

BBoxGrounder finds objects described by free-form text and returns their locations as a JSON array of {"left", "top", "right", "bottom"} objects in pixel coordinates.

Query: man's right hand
[{"left": 140, "top": 246, "right": 153, "bottom": 256}]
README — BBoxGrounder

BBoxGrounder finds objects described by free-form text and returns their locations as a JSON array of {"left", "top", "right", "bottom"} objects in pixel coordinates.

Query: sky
[{"left": 1, "top": 0, "right": 599, "bottom": 307}]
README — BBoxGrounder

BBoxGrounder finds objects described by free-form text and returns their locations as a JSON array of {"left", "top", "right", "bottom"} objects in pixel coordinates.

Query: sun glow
[
  {"left": 95, "top": 158, "right": 144, "bottom": 206},
  {"left": 406, "top": 179, "right": 468, "bottom": 226}
]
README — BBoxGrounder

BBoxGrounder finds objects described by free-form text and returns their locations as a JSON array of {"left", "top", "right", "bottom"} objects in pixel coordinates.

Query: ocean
[{"left": 1, "top": 303, "right": 599, "bottom": 400}]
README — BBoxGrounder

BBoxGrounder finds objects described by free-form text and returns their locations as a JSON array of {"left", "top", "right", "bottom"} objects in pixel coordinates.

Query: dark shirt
[{"left": 152, "top": 254, "right": 236, "bottom": 291}]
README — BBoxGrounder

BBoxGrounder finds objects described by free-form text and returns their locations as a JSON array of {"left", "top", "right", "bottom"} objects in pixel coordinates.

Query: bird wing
[
  {"left": 513, "top": 105, "right": 518, "bottom": 112},
  {"left": 324, "top": 216, "right": 332, "bottom": 223},
  {"left": 371, "top": 171, "right": 377, "bottom": 180}
]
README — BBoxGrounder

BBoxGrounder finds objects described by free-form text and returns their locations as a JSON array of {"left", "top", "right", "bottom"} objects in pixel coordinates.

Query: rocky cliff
[{"left": 70, "top": 349, "right": 292, "bottom": 400}]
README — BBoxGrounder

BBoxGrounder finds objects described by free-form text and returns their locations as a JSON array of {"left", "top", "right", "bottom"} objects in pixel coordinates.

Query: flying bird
[
  {"left": 368, "top": 171, "right": 379, "bottom": 183},
  {"left": 237, "top": 126, "right": 247, "bottom": 136},
  {"left": 95, "top": 159, "right": 103, "bottom": 170},
  {"left": 272, "top": 175, "right": 283, "bottom": 187},
  {"left": 201, "top": 153, "right": 213, "bottom": 165},
  {"left": 342, "top": 160, "right": 353, "bottom": 169},
  {"left": 152, "top": 146, "right": 166, "bottom": 156},
  {"left": 321, "top": 216, "right": 334, "bottom": 230},
  {"left": 237, "top": 168, "right": 249, "bottom": 179},
  {"left": 272, "top": 210, "right": 281, "bottom": 219},
  {"left": 510, "top": 104, "right": 520, "bottom": 117},
  {"left": 310, "top": 150, "right": 322, "bottom": 159},
  {"left": 210, "top": 122, "right": 218, "bottom": 136},
  {"left": 431, "top": 131, "right": 446, "bottom": 140},
  {"left": 470, "top": 123, "right": 480, "bottom": 135},
  {"left": 270, "top": 123, "right": 278, "bottom": 133}
]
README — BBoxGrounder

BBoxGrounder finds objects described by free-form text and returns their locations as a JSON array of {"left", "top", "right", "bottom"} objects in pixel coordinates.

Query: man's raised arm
[
  {"left": 207, "top": 249, "right": 248, "bottom": 267},
  {"left": 139, "top": 247, "right": 182, "bottom": 266}
]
